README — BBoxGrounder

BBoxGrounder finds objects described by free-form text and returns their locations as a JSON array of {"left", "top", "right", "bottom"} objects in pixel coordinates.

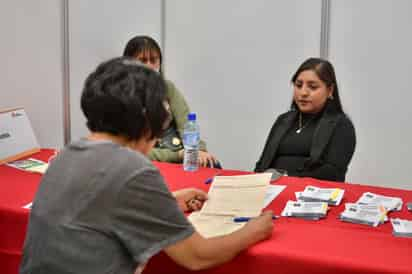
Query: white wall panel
[
  {"left": 329, "top": 0, "right": 412, "bottom": 189},
  {"left": 69, "top": 0, "right": 162, "bottom": 140},
  {"left": 0, "top": 0, "right": 64, "bottom": 148},
  {"left": 165, "top": 0, "right": 321, "bottom": 171}
]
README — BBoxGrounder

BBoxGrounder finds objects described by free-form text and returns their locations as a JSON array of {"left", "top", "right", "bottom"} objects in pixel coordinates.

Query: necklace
[{"left": 296, "top": 112, "right": 313, "bottom": 134}]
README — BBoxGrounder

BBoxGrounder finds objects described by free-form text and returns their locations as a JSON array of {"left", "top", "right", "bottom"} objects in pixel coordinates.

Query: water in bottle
[{"left": 183, "top": 112, "right": 200, "bottom": 171}]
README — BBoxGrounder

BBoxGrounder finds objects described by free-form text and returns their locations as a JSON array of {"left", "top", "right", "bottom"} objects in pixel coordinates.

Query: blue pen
[
  {"left": 204, "top": 177, "right": 214, "bottom": 184},
  {"left": 233, "top": 215, "right": 280, "bottom": 222},
  {"left": 204, "top": 172, "right": 222, "bottom": 184}
]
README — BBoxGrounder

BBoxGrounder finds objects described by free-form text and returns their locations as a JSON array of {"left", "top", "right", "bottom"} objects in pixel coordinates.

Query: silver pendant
[{"left": 296, "top": 128, "right": 302, "bottom": 134}]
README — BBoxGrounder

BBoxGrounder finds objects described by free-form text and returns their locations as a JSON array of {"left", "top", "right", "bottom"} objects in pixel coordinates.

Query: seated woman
[
  {"left": 20, "top": 57, "right": 273, "bottom": 274},
  {"left": 123, "top": 35, "right": 219, "bottom": 168},
  {"left": 255, "top": 58, "right": 356, "bottom": 182}
]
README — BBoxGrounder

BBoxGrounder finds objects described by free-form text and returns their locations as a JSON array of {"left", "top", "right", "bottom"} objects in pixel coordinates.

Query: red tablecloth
[
  {"left": 0, "top": 149, "right": 55, "bottom": 274},
  {"left": 1, "top": 149, "right": 412, "bottom": 274}
]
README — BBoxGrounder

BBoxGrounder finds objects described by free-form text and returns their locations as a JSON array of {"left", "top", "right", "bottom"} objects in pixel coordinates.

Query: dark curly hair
[{"left": 81, "top": 57, "right": 169, "bottom": 140}]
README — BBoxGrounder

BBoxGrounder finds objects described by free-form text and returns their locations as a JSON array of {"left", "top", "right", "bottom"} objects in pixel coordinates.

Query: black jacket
[{"left": 255, "top": 109, "right": 356, "bottom": 182}]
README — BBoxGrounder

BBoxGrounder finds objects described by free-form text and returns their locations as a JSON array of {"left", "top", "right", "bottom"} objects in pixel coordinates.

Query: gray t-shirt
[{"left": 20, "top": 139, "right": 194, "bottom": 274}]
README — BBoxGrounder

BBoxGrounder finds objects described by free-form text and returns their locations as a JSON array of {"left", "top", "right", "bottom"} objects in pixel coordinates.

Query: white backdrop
[
  {"left": 69, "top": 0, "right": 162, "bottom": 140},
  {"left": 329, "top": 0, "right": 412, "bottom": 189},
  {"left": 0, "top": 0, "right": 64, "bottom": 148},
  {"left": 2, "top": 1, "right": 412, "bottom": 190},
  {"left": 165, "top": 0, "right": 321, "bottom": 171}
]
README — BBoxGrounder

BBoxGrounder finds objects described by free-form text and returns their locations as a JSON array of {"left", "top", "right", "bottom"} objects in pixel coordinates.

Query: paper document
[
  {"left": 7, "top": 158, "right": 49, "bottom": 174},
  {"left": 263, "top": 185, "right": 286, "bottom": 208},
  {"left": 339, "top": 203, "right": 387, "bottom": 227},
  {"left": 200, "top": 173, "right": 272, "bottom": 217},
  {"left": 281, "top": 200, "right": 328, "bottom": 219},
  {"left": 356, "top": 192, "right": 403, "bottom": 211},
  {"left": 298, "top": 185, "right": 345, "bottom": 206},
  {"left": 391, "top": 218, "right": 412, "bottom": 238},
  {"left": 189, "top": 173, "right": 272, "bottom": 238},
  {"left": 23, "top": 202, "right": 33, "bottom": 209},
  {"left": 188, "top": 212, "right": 246, "bottom": 238}
]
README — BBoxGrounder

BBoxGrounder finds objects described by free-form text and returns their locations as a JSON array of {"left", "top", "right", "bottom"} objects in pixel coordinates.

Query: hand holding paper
[
  {"left": 188, "top": 173, "right": 275, "bottom": 238},
  {"left": 173, "top": 188, "right": 208, "bottom": 212}
]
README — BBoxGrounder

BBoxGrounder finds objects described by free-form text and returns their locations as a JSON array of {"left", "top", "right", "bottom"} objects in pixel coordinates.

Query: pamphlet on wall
[{"left": 0, "top": 108, "right": 40, "bottom": 164}]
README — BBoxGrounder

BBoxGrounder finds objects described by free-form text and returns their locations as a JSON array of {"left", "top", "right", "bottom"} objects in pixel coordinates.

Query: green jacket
[{"left": 149, "top": 79, "right": 207, "bottom": 163}]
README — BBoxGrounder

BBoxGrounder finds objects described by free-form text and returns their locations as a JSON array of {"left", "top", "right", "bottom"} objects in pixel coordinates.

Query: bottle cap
[{"left": 188, "top": 112, "right": 196, "bottom": 121}]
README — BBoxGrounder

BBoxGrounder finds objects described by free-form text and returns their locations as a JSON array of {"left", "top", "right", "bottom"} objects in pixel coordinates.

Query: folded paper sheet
[
  {"left": 201, "top": 173, "right": 272, "bottom": 216},
  {"left": 189, "top": 173, "right": 272, "bottom": 238}
]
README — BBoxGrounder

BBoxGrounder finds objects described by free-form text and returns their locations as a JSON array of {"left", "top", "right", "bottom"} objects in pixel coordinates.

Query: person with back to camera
[
  {"left": 255, "top": 57, "right": 356, "bottom": 182},
  {"left": 19, "top": 57, "right": 273, "bottom": 274},
  {"left": 123, "top": 35, "right": 220, "bottom": 168}
]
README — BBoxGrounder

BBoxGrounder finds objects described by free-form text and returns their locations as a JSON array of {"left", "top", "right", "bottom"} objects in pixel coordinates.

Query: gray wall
[
  {"left": 164, "top": 0, "right": 321, "bottom": 171},
  {"left": 328, "top": 0, "right": 412, "bottom": 189},
  {"left": 69, "top": 0, "right": 162, "bottom": 140},
  {"left": 0, "top": 0, "right": 64, "bottom": 148},
  {"left": 1, "top": 1, "right": 411, "bottom": 190}
]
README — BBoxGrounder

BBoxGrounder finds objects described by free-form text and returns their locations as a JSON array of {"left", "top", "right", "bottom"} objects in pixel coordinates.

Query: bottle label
[
  {"left": 183, "top": 132, "right": 200, "bottom": 147},
  {"left": 183, "top": 148, "right": 199, "bottom": 171}
]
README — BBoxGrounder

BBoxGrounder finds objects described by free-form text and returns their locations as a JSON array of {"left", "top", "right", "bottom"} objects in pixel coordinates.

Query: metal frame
[
  {"left": 62, "top": 0, "right": 71, "bottom": 144},
  {"left": 161, "top": 0, "right": 167, "bottom": 70},
  {"left": 320, "top": 0, "right": 331, "bottom": 59}
]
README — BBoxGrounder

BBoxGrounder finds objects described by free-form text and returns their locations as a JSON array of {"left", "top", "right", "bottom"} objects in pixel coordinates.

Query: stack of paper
[
  {"left": 7, "top": 158, "right": 49, "bottom": 174},
  {"left": 390, "top": 218, "right": 412, "bottom": 238},
  {"left": 339, "top": 203, "right": 387, "bottom": 227},
  {"left": 356, "top": 192, "right": 403, "bottom": 211},
  {"left": 296, "top": 185, "right": 345, "bottom": 206},
  {"left": 281, "top": 200, "right": 328, "bottom": 220},
  {"left": 188, "top": 173, "right": 273, "bottom": 238}
]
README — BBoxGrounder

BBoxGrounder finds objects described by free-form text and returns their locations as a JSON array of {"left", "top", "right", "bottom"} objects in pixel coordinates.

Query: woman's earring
[{"left": 328, "top": 95, "right": 334, "bottom": 100}]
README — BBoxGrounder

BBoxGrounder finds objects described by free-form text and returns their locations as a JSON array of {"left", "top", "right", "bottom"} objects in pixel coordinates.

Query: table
[
  {"left": 0, "top": 149, "right": 54, "bottom": 274},
  {"left": 1, "top": 149, "right": 412, "bottom": 274}
]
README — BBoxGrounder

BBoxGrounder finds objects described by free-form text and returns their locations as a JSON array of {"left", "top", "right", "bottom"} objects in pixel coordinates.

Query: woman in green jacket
[{"left": 123, "top": 35, "right": 219, "bottom": 167}]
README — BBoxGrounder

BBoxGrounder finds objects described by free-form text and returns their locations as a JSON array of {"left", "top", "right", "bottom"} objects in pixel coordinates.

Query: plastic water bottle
[{"left": 183, "top": 112, "right": 200, "bottom": 171}]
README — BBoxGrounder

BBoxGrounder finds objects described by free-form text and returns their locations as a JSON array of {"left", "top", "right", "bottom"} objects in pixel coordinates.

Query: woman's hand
[
  {"left": 198, "top": 151, "right": 218, "bottom": 168},
  {"left": 178, "top": 150, "right": 218, "bottom": 168},
  {"left": 173, "top": 188, "right": 208, "bottom": 212}
]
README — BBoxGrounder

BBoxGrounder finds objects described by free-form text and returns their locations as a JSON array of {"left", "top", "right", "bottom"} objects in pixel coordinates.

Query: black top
[
  {"left": 255, "top": 105, "right": 356, "bottom": 182},
  {"left": 271, "top": 113, "right": 321, "bottom": 175}
]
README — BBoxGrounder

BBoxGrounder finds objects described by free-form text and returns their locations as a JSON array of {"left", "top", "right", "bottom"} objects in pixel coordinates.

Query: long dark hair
[
  {"left": 291, "top": 58, "right": 343, "bottom": 114},
  {"left": 123, "top": 35, "right": 163, "bottom": 74}
]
